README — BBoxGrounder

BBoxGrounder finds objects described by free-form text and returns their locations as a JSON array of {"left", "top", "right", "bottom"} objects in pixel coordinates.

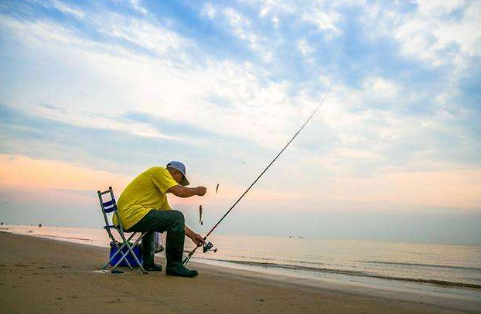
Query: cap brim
[{"left": 181, "top": 176, "right": 190, "bottom": 186}]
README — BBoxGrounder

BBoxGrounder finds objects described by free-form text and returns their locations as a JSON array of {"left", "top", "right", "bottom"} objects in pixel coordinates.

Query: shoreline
[
  {"left": 198, "top": 257, "right": 481, "bottom": 290},
  {"left": 2, "top": 226, "right": 481, "bottom": 295},
  {"left": 3, "top": 225, "right": 481, "bottom": 292},
  {"left": 1, "top": 232, "right": 480, "bottom": 313}
]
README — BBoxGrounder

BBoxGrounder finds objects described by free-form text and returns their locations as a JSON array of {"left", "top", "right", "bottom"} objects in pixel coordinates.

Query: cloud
[
  {"left": 382, "top": 0, "right": 481, "bottom": 66},
  {"left": 94, "top": 13, "right": 188, "bottom": 57},
  {"left": 301, "top": 7, "right": 341, "bottom": 38},
  {"left": 0, "top": 0, "right": 481, "bottom": 240},
  {"left": 1, "top": 1, "right": 479, "bottom": 175},
  {"left": 202, "top": 2, "right": 217, "bottom": 19},
  {"left": 49, "top": 0, "right": 85, "bottom": 19},
  {"left": 222, "top": 7, "right": 264, "bottom": 55},
  {"left": 0, "top": 154, "right": 130, "bottom": 191},
  {"left": 0, "top": 103, "right": 213, "bottom": 175},
  {"left": 0, "top": 9, "right": 317, "bottom": 151},
  {"left": 309, "top": 168, "right": 481, "bottom": 211},
  {"left": 121, "top": 111, "right": 218, "bottom": 139},
  {"left": 127, "top": 0, "right": 147, "bottom": 15}
]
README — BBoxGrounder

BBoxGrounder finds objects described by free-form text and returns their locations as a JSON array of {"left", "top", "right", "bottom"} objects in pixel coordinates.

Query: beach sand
[{"left": 0, "top": 232, "right": 479, "bottom": 314}]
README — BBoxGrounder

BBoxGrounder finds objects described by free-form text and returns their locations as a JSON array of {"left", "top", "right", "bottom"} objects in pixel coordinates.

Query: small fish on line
[{"left": 199, "top": 205, "right": 203, "bottom": 225}]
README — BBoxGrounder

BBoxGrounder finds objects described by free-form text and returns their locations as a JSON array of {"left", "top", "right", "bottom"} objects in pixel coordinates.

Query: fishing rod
[{"left": 183, "top": 84, "right": 332, "bottom": 265}]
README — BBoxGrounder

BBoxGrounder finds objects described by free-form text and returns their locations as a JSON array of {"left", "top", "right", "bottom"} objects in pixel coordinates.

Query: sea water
[{"left": 2, "top": 224, "right": 481, "bottom": 298}]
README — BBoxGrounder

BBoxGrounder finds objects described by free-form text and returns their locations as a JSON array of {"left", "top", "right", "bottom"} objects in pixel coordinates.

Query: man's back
[{"left": 114, "top": 167, "right": 178, "bottom": 230}]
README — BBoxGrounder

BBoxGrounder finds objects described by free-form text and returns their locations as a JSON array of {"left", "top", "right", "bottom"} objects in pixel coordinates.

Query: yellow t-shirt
[{"left": 113, "top": 167, "right": 179, "bottom": 230}]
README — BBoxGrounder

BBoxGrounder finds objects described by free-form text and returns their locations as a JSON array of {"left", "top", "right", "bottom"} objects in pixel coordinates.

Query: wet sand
[{"left": 0, "top": 232, "right": 479, "bottom": 314}]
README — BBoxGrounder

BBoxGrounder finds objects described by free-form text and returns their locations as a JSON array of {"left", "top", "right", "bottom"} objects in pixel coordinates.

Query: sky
[{"left": 0, "top": 0, "right": 480, "bottom": 245}]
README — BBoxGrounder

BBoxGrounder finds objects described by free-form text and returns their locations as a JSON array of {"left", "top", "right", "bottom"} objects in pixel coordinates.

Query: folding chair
[{"left": 97, "top": 187, "right": 147, "bottom": 274}]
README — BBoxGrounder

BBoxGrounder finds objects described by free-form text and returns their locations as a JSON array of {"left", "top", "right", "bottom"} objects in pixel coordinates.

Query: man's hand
[
  {"left": 195, "top": 186, "right": 207, "bottom": 196},
  {"left": 190, "top": 232, "right": 205, "bottom": 246}
]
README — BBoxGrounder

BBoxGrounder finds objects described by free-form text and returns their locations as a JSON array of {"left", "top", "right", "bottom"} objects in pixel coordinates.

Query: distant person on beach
[{"left": 113, "top": 161, "right": 206, "bottom": 277}]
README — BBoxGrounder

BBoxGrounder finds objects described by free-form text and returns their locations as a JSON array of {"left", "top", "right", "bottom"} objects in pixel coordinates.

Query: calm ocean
[{"left": 2, "top": 225, "right": 481, "bottom": 299}]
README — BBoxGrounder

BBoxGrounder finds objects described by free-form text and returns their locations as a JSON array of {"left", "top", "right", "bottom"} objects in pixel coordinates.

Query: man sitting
[{"left": 113, "top": 161, "right": 206, "bottom": 277}]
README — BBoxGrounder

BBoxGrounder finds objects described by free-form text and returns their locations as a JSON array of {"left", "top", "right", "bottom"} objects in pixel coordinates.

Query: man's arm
[
  {"left": 167, "top": 184, "right": 206, "bottom": 245},
  {"left": 185, "top": 225, "right": 205, "bottom": 246},
  {"left": 167, "top": 185, "right": 207, "bottom": 198}
]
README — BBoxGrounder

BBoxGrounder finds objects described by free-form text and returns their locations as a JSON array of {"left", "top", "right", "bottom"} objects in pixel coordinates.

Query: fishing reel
[
  {"left": 183, "top": 241, "right": 217, "bottom": 265},
  {"left": 203, "top": 241, "right": 217, "bottom": 253}
]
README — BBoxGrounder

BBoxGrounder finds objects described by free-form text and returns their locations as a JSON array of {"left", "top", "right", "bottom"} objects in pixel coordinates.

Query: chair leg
[
  {"left": 102, "top": 240, "right": 134, "bottom": 271},
  {"left": 102, "top": 231, "right": 138, "bottom": 271},
  {"left": 112, "top": 232, "right": 148, "bottom": 274},
  {"left": 121, "top": 233, "right": 138, "bottom": 270},
  {"left": 111, "top": 244, "right": 147, "bottom": 274},
  {"left": 128, "top": 234, "right": 148, "bottom": 274},
  {"left": 102, "top": 228, "right": 133, "bottom": 269},
  {"left": 125, "top": 233, "right": 148, "bottom": 274}
]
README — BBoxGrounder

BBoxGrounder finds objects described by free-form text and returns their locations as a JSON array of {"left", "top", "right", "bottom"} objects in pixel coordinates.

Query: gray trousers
[{"left": 127, "top": 209, "right": 185, "bottom": 266}]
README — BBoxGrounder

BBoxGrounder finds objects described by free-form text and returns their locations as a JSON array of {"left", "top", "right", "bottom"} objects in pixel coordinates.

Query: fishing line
[{"left": 183, "top": 84, "right": 332, "bottom": 265}]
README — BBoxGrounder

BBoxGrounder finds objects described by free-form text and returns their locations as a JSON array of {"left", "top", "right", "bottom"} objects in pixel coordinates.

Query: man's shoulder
[
  {"left": 130, "top": 167, "right": 168, "bottom": 182},
  {"left": 144, "top": 166, "right": 167, "bottom": 174},
  {"left": 145, "top": 167, "right": 174, "bottom": 181}
]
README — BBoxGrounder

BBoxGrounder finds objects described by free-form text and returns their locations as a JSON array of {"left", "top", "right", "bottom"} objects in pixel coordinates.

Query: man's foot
[
  {"left": 154, "top": 245, "right": 165, "bottom": 253},
  {"left": 143, "top": 263, "right": 162, "bottom": 272},
  {"left": 166, "top": 264, "right": 198, "bottom": 277}
]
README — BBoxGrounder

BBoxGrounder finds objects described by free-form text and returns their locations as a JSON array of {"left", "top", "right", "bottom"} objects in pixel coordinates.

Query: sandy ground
[{"left": 0, "top": 232, "right": 479, "bottom": 314}]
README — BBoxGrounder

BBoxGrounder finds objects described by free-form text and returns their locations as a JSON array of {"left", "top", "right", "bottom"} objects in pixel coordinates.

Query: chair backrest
[
  {"left": 97, "top": 187, "right": 123, "bottom": 234},
  {"left": 98, "top": 186, "right": 117, "bottom": 211}
]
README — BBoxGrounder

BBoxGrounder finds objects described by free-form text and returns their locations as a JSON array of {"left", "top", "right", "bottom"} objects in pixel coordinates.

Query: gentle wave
[
  {"left": 221, "top": 255, "right": 325, "bottom": 267},
  {"left": 0, "top": 229, "right": 92, "bottom": 242},
  {"left": 35, "top": 234, "right": 93, "bottom": 241},
  {"left": 198, "top": 258, "right": 481, "bottom": 290},
  {"left": 363, "top": 261, "right": 481, "bottom": 272}
]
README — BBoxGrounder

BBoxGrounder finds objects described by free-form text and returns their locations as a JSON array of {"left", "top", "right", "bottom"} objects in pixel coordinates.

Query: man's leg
[
  {"left": 128, "top": 210, "right": 198, "bottom": 277},
  {"left": 129, "top": 210, "right": 183, "bottom": 271},
  {"left": 140, "top": 231, "right": 156, "bottom": 269}
]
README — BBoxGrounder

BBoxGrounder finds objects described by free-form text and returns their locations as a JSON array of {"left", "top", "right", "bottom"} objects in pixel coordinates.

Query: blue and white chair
[{"left": 97, "top": 187, "right": 147, "bottom": 274}]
